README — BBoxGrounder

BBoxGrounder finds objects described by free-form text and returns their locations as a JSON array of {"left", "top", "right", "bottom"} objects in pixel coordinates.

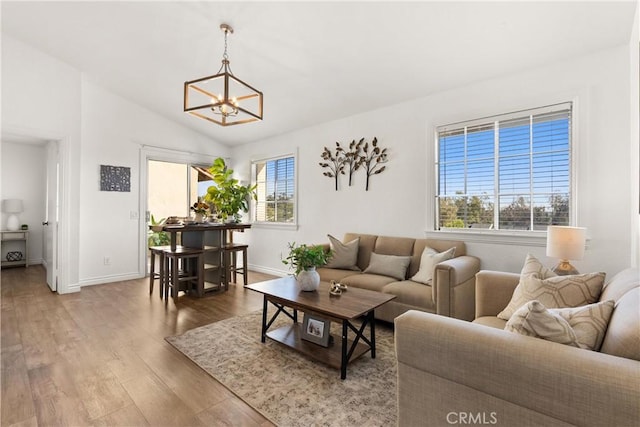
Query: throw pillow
[
  {"left": 520, "top": 253, "right": 557, "bottom": 280},
  {"left": 505, "top": 300, "right": 615, "bottom": 351},
  {"left": 323, "top": 235, "right": 360, "bottom": 270},
  {"left": 505, "top": 300, "right": 579, "bottom": 347},
  {"left": 363, "top": 252, "right": 411, "bottom": 281},
  {"left": 410, "top": 246, "right": 455, "bottom": 285},
  {"left": 497, "top": 272, "right": 606, "bottom": 321}
]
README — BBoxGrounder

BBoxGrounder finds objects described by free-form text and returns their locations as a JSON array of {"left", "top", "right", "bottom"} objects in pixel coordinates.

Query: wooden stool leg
[
  {"left": 242, "top": 248, "right": 248, "bottom": 287},
  {"left": 197, "top": 253, "right": 204, "bottom": 296},
  {"left": 232, "top": 251, "right": 238, "bottom": 284},
  {"left": 149, "top": 250, "right": 156, "bottom": 294},
  {"left": 158, "top": 252, "right": 165, "bottom": 299},
  {"left": 224, "top": 250, "right": 231, "bottom": 287},
  {"left": 164, "top": 255, "right": 170, "bottom": 302},
  {"left": 172, "top": 256, "right": 179, "bottom": 302}
]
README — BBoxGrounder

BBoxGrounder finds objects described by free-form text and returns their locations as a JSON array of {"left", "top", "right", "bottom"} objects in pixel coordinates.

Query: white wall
[
  {"left": 78, "top": 78, "right": 231, "bottom": 286},
  {"left": 233, "top": 44, "right": 635, "bottom": 279},
  {"left": 2, "top": 35, "right": 81, "bottom": 293},
  {"left": 2, "top": 34, "right": 231, "bottom": 288},
  {"left": 0, "top": 142, "right": 46, "bottom": 264}
]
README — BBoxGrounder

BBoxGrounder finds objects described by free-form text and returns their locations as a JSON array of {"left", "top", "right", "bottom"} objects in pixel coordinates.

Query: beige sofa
[
  {"left": 395, "top": 267, "right": 640, "bottom": 427},
  {"left": 316, "top": 233, "right": 480, "bottom": 322}
]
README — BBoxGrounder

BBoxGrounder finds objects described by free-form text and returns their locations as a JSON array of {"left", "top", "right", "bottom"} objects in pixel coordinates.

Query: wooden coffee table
[{"left": 246, "top": 276, "right": 396, "bottom": 379}]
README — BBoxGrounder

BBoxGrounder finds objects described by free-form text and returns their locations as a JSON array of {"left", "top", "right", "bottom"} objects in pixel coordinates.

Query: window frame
[
  {"left": 251, "top": 151, "right": 298, "bottom": 229},
  {"left": 433, "top": 101, "right": 577, "bottom": 241}
]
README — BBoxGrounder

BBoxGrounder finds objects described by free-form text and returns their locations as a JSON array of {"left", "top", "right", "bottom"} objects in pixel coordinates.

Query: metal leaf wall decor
[
  {"left": 319, "top": 143, "right": 346, "bottom": 191},
  {"left": 319, "top": 137, "right": 388, "bottom": 191}
]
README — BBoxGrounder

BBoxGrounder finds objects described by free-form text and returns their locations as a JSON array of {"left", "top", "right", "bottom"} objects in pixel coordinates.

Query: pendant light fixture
[{"left": 184, "top": 23, "right": 263, "bottom": 126}]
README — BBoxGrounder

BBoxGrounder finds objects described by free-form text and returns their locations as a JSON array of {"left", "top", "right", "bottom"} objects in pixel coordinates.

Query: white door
[{"left": 43, "top": 141, "right": 58, "bottom": 291}]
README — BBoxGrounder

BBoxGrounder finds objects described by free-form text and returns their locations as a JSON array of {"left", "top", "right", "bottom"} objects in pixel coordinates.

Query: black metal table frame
[{"left": 260, "top": 296, "right": 376, "bottom": 379}]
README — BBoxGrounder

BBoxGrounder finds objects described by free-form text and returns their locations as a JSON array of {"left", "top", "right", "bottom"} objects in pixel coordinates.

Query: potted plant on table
[
  {"left": 282, "top": 242, "right": 333, "bottom": 291},
  {"left": 190, "top": 200, "right": 210, "bottom": 223},
  {"left": 204, "top": 157, "right": 257, "bottom": 223}
]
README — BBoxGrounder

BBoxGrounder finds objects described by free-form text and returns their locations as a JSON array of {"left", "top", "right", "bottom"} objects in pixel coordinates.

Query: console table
[{"left": 1, "top": 230, "right": 29, "bottom": 268}]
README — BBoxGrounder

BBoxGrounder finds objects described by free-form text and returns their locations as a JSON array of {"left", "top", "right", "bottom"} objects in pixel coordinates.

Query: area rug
[{"left": 165, "top": 310, "right": 397, "bottom": 426}]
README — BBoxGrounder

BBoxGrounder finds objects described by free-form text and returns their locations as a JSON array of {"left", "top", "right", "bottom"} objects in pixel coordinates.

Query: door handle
[{"left": 42, "top": 221, "right": 49, "bottom": 226}]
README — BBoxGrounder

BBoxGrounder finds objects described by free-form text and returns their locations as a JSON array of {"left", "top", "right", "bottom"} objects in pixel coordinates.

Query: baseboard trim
[
  {"left": 248, "top": 264, "right": 288, "bottom": 278},
  {"left": 80, "top": 272, "right": 144, "bottom": 287}
]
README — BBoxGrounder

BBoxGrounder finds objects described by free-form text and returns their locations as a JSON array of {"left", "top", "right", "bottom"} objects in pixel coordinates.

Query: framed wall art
[{"left": 100, "top": 165, "right": 131, "bottom": 192}]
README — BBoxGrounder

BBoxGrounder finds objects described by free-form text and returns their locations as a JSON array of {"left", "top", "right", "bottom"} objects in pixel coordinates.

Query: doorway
[
  {"left": 0, "top": 133, "right": 60, "bottom": 292},
  {"left": 145, "top": 159, "right": 214, "bottom": 273}
]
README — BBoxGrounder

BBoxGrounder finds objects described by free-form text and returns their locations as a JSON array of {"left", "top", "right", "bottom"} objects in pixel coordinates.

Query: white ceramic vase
[{"left": 297, "top": 267, "right": 320, "bottom": 292}]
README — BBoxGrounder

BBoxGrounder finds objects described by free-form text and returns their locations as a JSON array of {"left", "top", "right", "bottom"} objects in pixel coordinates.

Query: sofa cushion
[
  {"left": 382, "top": 281, "right": 435, "bottom": 311},
  {"left": 497, "top": 272, "right": 606, "bottom": 321},
  {"left": 473, "top": 316, "right": 507, "bottom": 329},
  {"left": 505, "top": 300, "right": 615, "bottom": 351},
  {"left": 323, "top": 234, "right": 360, "bottom": 270},
  {"left": 340, "top": 273, "right": 397, "bottom": 292},
  {"left": 600, "top": 287, "right": 640, "bottom": 361},
  {"left": 316, "top": 268, "right": 358, "bottom": 283},
  {"left": 410, "top": 247, "right": 455, "bottom": 285},
  {"left": 363, "top": 252, "right": 412, "bottom": 281}
]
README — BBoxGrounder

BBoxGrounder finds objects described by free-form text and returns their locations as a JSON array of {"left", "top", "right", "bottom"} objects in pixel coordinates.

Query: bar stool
[
  {"left": 163, "top": 247, "right": 204, "bottom": 302},
  {"left": 223, "top": 243, "right": 248, "bottom": 287},
  {"left": 149, "top": 245, "right": 171, "bottom": 298}
]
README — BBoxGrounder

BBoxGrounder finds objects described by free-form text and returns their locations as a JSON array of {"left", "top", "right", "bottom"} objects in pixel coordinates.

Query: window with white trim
[
  {"left": 436, "top": 102, "right": 572, "bottom": 231},
  {"left": 253, "top": 155, "right": 296, "bottom": 223}
]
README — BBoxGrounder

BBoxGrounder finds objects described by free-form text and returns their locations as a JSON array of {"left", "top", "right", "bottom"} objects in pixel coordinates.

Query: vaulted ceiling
[{"left": 1, "top": 1, "right": 636, "bottom": 147}]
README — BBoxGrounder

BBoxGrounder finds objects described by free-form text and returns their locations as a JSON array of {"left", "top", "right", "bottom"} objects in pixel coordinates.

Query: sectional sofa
[{"left": 315, "top": 233, "right": 481, "bottom": 323}]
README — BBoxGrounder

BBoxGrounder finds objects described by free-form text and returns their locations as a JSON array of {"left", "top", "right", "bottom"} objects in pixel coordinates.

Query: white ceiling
[{"left": 1, "top": 1, "right": 636, "bottom": 147}]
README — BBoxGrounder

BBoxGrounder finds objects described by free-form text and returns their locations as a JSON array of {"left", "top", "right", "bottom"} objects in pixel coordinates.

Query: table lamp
[
  {"left": 546, "top": 225, "right": 586, "bottom": 275},
  {"left": 2, "top": 199, "right": 24, "bottom": 231}
]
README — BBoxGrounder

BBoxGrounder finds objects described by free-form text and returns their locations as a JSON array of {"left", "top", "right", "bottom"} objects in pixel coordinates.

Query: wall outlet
[{"left": 103, "top": 256, "right": 111, "bottom": 265}]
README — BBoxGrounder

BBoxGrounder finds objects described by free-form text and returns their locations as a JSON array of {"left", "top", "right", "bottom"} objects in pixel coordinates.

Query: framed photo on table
[{"left": 301, "top": 313, "right": 331, "bottom": 347}]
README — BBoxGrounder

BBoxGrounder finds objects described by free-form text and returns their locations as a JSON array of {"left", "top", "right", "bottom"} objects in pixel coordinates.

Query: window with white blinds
[
  {"left": 436, "top": 102, "right": 572, "bottom": 231},
  {"left": 253, "top": 155, "right": 296, "bottom": 224}
]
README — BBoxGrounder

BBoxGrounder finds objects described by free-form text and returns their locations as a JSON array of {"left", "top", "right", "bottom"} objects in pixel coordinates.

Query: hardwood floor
[{"left": 1, "top": 265, "right": 278, "bottom": 426}]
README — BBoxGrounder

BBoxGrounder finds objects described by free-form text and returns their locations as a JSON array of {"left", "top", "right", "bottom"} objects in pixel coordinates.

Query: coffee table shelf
[{"left": 267, "top": 323, "right": 370, "bottom": 369}]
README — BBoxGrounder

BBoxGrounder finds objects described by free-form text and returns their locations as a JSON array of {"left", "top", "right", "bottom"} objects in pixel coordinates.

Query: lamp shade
[
  {"left": 2, "top": 199, "right": 23, "bottom": 214},
  {"left": 546, "top": 226, "right": 586, "bottom": 261}
]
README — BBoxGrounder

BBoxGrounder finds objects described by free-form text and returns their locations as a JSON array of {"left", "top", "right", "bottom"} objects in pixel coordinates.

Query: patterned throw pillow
[
  {"left": 498, "top": 272, "right": 605, "bottom": 320},
  {"left": 363, "top": 252, "right": 412, "bottom": 281},
  {"left": 410, "top": 247, "right": 455, "bottom": 285},
  {"left": 505, "top": 300, "right": 615, "bottom": 351},
  {"left": 520, "top": 253, "right": 557, "bottom": 280},
  {"left": 498, "top": 254, "right": 604, "bottom": 320},
  {"left": 323, "top": 234, "right": 360, "bottom": 270}
]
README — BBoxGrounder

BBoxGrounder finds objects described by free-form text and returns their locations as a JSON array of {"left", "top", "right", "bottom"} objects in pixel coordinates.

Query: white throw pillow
[
  {"left": 363, "top": 252, "right": 411, "bottom": 281},
  {"left": 410, "top": 247, "right": 455, "bottom": 285},
  {"left": 323, "top": 234, "right": 360, "bottom": 270},
  {"left": 505, "top": 300, "right": 615, "bottom": 351}
]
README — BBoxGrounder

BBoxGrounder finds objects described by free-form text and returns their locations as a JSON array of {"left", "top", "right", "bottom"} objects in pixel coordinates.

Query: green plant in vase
[
  {"left": 282, "top": 242, "right": 332, "bottom": 291},
  {"left": 282, "top": 242, "right": 332, "bottom": 276},
  {"left": 148, "top": 214, "right": 170, "bottom": 247},
  {"left": 204, "top": 157, "right": 257, "bottom": 222}
]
